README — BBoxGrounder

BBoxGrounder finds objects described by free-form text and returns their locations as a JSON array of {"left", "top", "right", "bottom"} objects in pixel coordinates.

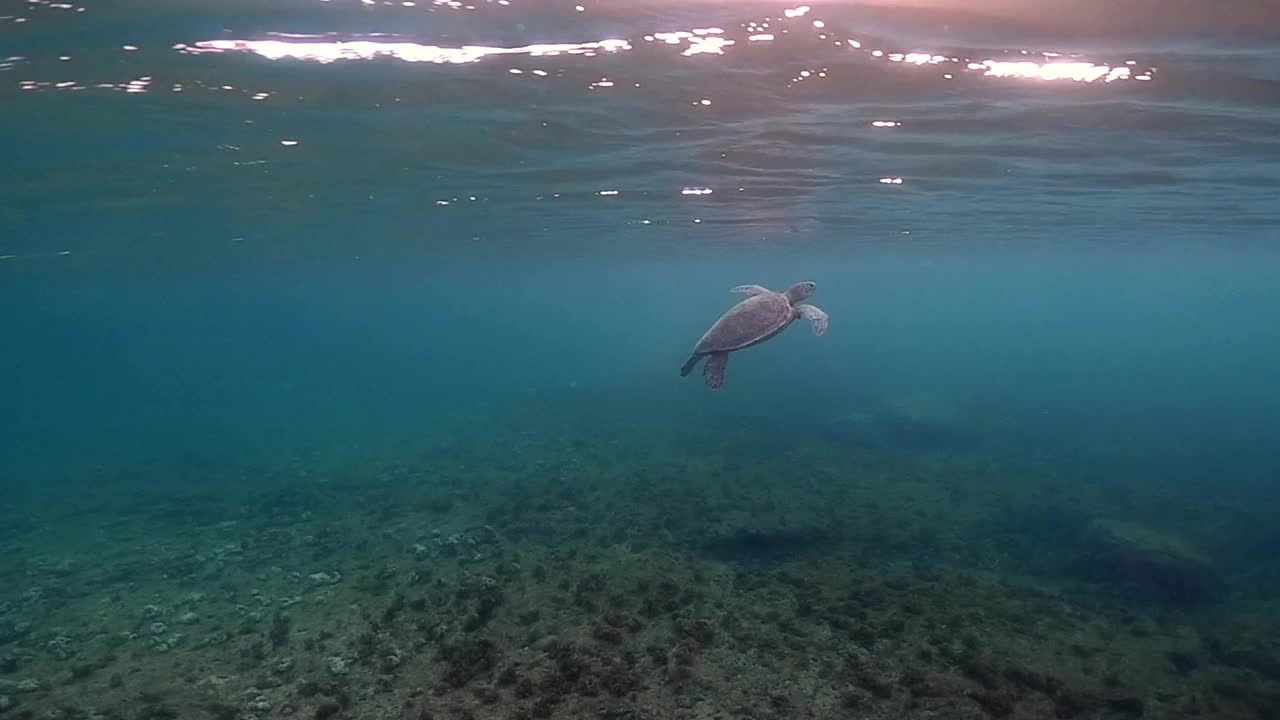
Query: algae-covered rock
[
  {"left": 702, "top": 516, "right": 831, "bottom": 563},
  {"left": 1086, "top": 520, "right": 1218, "bottom": 603}
]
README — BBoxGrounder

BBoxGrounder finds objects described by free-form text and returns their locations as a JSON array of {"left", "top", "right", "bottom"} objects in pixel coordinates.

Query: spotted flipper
[
  {"left": 703, "top": 352, "right": 729, "bottom": 389},
  {"left": 795, "top": 303, "right": 828, "bottom": 336}
]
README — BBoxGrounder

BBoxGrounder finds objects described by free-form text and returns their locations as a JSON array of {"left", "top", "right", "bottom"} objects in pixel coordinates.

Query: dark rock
[
  {"left": 856, "top": 671, "right": 893, "bottom": 699},
  {"left": 703, "top": 524, "right": 831, "bottom": 563},
  {"left": 602, "top": 611, "right": 637, "bottom": 631},
  {"left": 961, "top": 655, "right": 1003, "bottom": 690},
  {"left": 0, "top": 621, "right": 28, "bottom": 645},
  {"left": 1054, "top": 688, "right": 1099, "bottom": 718},
  {"left": 847, "top": 623, "right": 877, "bottom": 646},
  {"left": 496, "top": 665, "right": 520, "bottom": 687},
  {"left": 672, "top": 640, "right": 698, "bottom": 667},
  {"left": 969, "top": 689, "right": 1017, "bottom": 717},
  {"left": 203, "top": 703, "right": 240, "bottom": 720},
  {"left": 437, "top": 638, "right": 498, "bottom": 689},
  {"left": 841, "top": 689, "right": 868, "bottom": 708},
  {"left": 902, "top": 670, "right": 951, "bottom": 698},
  {"left": 1215, "top": 645, "right": 1280, "bottom": 680},
  {"left": 472, "top": 686, "right": 500, "bottom": 704},
  {"left": 530, "top": 696, "right": 557, "bottom": 718},
  {"left": 592, "top": 625, "right": 622, "bottom": 645},
  {"left": 314, "top": 702, "right": 342, "bottom": 720},
  {"left": 600, "top": 666, "right": 641, "bottom": 697},
  {"left": 269, "top": 611, "right": 290, "bottom": 648},
  {"left": 1084, "top": 520, "right": 1218, "bottom": 604},
  {"left": 1004, "top": 666, "right": 1062, "bottom": 695},
  {"left": 675, "top": 618, "right": 715, "bottom": 646},
  {"left": 1107, "top": 695, "right": 1145, "bottom": 715}
]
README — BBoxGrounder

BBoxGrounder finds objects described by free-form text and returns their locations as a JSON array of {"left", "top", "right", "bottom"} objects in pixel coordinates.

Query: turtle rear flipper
[
  {"left": 703, "top": 352, "right": 729, "bottom": 389},
  {"left": 680, "top": 353, "right": 703, "bottom": 377}
]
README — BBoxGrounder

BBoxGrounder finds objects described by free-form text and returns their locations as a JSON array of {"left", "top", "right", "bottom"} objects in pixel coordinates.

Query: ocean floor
[{"left": 2, "top": 415, "right": 1279, "bottom": 720}]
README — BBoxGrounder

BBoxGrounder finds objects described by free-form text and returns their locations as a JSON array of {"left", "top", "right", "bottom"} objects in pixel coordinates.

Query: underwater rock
[
  {"left": 968, "top": 688, "right": 1017, "bottom": 717},
  {"left": 855, "top": 670, "right": 894, "bottom": 699},
  {"left": 1206, "top": 637, "right": 1280, "bottom": 680},
  {"left": 437, "top": 638, "right": 498, "bottom": 689},
  {"left": 1166, "top": 649, "right": 1200, "bottom": 675},
  {"left": 0, "top": 620, "right": 28, "bottom": 645},
  {"left": 1084, "top": 520, "right": 1218, "bottom": 604},
  {"left": 702, "top": 519, "right": 831, "bottom": 563},
  {"left": 309, "top": 572, "right": 343, "bottom": 587}
]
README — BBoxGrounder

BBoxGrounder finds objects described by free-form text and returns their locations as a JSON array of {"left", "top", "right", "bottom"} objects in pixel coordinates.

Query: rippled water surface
[{"left": 4, "top": 0, "right": 1278, "bottom": 263}]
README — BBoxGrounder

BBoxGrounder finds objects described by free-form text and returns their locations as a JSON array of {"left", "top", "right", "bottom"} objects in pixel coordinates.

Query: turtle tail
[{"left": 680, "top": 353, "right": 702, "bottom": 377}]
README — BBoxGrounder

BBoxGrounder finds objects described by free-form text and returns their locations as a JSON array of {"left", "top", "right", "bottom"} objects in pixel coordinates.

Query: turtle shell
[{"left": 694, "top": 292, "right": 794, "bottom": 353}]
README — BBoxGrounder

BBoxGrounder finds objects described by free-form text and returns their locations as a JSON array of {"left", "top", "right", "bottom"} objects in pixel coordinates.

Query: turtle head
[{"left": 784, "top": 281, "right": 816, "bottom": 304}]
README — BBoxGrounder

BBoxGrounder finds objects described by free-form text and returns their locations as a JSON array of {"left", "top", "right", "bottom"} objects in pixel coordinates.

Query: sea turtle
[{"left": 680, "top": 281, "right": 829, "bottom": 389}]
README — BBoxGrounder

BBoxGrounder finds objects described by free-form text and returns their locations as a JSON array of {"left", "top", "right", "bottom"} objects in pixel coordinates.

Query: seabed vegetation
[{"left": 2, "top": 403, "right": 1277, "bottom": 720}]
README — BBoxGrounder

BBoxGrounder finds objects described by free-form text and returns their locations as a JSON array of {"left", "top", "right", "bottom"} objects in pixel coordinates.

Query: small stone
[
  {"left": 309, "top": 572, "right": 342, "bottom": 586},
  {"left": 326, "top": 656, "right": 349, "bottom": 675},
  {"left": 16, "top": 678, "right": 40, "bottom": 693},
  {"left": 0, "top": 695, "right": 13, "bottom": 711},
  {"left": 46, "top": 635, "right": 75, "bottom": 660}
]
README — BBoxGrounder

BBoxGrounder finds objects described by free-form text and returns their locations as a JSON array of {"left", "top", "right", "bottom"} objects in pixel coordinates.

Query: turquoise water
[{"left": 3, "top": 1, "right": 1280, "bottom": 718}]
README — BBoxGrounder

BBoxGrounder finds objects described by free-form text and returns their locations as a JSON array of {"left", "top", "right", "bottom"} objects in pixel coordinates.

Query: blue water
[
  {"left": 2, "top": 0, "right": 1280, "bottom": 715},
  {"left": 4, "top": 0, "right": 1278, "bottom": 478}
]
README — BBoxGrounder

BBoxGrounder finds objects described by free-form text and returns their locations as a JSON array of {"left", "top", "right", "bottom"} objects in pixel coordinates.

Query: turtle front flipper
[
  {"left": 795, "top": 304, "right": 829, "bottom": 336},
  {"left": 731, "top": 284, "right": 770, "bottom": 296},
  {"left": 703, "top": 352, "right": 729, "bottom": 389}
]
